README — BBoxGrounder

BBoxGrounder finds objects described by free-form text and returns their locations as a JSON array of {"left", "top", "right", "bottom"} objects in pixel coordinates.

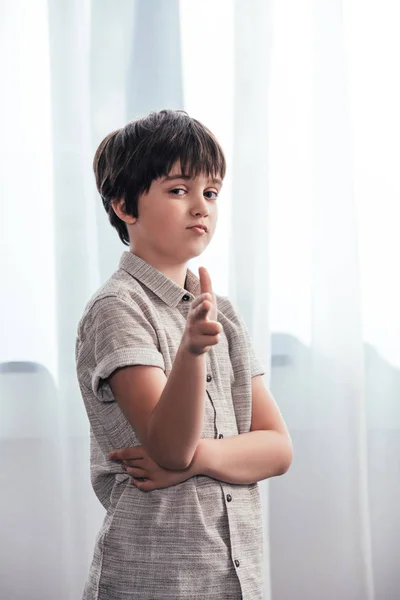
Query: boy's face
[{"left": 129, "top": 162, "right": 222, "bottom": 264}]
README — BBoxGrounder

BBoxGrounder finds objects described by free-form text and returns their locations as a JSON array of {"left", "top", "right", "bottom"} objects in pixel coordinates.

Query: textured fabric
[{"left": 76, "top": 251, "right": 266, "bottom": 600}]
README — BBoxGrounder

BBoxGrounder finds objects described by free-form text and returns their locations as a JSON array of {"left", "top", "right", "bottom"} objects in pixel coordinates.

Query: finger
[
  {"left": 108, "top": 449, "right": 124, "bottom": 461},
  {"left": 197, "top": 321, "right": 222, "bottom": 335},
  {"left": 192, "top": 300, "right": 212, "bottom": 321},
  {"left": 126, "top": 466, "right": 146, "bottom": 477},
  {"left": 196, "top": 333, "right": 221, "bottom": 348},
  {"left": 191, "top": 293, "right": 212, "bottom": 310},
  {"left": 123, "top": 458, "right": 144, "bottom": 467},
  {"left": 188, "top": 331, "right": 221, "bottom": 350},
  {"left": 132, "top": 479, "right": 152, "bottom": 492},
  {"left": 193, "top": 318, "right": 222, "bottom": 337},
  {"left": 108, "top": 446, "right": 142, "bottom": 462},
  {"left": 198, "top": 267, "right": 213, "bottom": 297}
]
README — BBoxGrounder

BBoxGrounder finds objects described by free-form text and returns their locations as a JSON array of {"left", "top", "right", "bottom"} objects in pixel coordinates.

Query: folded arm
[{"left": 189, "top": 375, "right": 293, "bottom": 485}]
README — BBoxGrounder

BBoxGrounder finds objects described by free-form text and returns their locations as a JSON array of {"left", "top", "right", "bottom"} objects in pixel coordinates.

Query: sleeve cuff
[
  {"left": 92, "top": 347, "right": 165, "bottom": 399},
  {"left": 251, "top": 359, "right": 266, "bottom": 378}
]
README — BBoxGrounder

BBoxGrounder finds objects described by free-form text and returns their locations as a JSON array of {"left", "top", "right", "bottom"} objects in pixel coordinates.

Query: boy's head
[{"left": 93, "top": 109, "right": 226, "bottom": 263}]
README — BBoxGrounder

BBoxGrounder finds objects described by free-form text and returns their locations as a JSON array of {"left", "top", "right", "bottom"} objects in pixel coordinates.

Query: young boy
[{"left": 75, "top": 109, "right": 292, "bottom": 600}]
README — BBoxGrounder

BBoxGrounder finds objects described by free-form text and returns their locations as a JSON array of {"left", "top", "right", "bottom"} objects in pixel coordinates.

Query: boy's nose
[
  {"left": 192, "top": 207, "right": 209, "bottom": 218},
  {"left": 191, "top": 195, "right": 209, "bottom": 215}
]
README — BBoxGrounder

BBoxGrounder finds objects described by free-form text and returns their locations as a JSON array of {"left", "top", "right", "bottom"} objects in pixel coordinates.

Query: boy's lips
[
  {"left": 187, "top": 223, "right": 208, "bottom": 232},
  {"left": 188, "top": 226, "right": 207, "bottom": 236}
]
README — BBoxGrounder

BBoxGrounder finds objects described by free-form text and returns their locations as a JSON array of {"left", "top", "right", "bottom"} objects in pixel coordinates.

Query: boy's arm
[
  {"left": 110, "top": 345, "right": 207, "bottom": 472},
  {"left": 109, "top": 376, "right": 292, "bottom": 486},
  {"left": 189, "top": 375, "right": 293, "bottom": 484},
  {"left": 108, "top": 271, "right": 218, "bottom": 472},
  {"left": 85, "top": 293, "right": 208, "bottom": 472}
]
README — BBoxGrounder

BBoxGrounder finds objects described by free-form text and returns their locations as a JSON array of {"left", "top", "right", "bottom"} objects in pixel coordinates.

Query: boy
[{"left": 75, "top": 109, "right": 292, "bottom": 600}]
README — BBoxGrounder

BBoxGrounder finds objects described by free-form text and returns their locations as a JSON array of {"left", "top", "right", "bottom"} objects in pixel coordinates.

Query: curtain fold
[
  {"left": 1, "top": 1, "right": 399, "bottom": 599},
  {"left": 231, "top": 2, "right": 273, "bottom": 598}
]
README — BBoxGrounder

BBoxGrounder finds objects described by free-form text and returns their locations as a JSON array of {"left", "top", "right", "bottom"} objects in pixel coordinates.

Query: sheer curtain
[{"left": 1, "top": 1, "right": 399, "bottom": 599}]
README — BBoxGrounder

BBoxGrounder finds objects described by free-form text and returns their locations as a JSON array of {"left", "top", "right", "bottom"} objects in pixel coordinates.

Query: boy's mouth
[
  {"left": 188, "top": 226, "right": 207, "bottom": 236},
  {"left": 187, "top": 223, "right": 208, "bottom": 232}
]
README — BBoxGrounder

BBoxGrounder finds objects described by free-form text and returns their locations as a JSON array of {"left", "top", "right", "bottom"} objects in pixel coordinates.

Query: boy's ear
[{"left": 111, "top": 198, "right": 137, "bottom": 224}]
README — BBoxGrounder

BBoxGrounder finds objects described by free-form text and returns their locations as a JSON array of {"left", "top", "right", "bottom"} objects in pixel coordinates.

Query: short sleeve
[
  {"left": 80, "top": 294, "right": 165, "bottom": 401},
  {"left": 220, "top": 295, "right": 266, "bottom": 379},
  {"left": 236, "top": 311, "right": 266, "bottom": 378}
]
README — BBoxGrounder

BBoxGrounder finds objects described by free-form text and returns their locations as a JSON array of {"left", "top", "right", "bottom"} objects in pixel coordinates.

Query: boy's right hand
[{"left": 182, "top": 267, "right": 222, "bottom": 356}]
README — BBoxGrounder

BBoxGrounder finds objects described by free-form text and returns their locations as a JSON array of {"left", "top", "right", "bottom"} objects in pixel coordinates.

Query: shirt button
[
  {"left": 206, "top": 374, "right": 212, "bottom": 382},
  {"left": 226, "top": 494, "right": 232, "bottom": 502},
  {"left": 182, "top": 294, "right": 190, "bottom": 301},
  {"left": 234, "top": 559, "right": 240, "bottom": 568},
  {"left": 218, "top": 433, "right": 224, "bottom": 439}
]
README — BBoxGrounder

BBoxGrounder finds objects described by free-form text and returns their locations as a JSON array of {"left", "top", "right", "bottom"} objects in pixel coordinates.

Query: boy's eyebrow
[{"left": 162, "top": 173, "right": 223, "bottom": 186}]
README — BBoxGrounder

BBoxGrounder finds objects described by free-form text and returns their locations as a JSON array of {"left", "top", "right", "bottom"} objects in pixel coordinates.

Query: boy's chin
[{"left": 185, "top": 247, "right": 206, "bottom": 260}]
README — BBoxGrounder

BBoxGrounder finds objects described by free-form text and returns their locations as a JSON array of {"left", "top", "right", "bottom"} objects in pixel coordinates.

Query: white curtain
[{"left": 1, "top": 1, "right": 399, "bottom": 599}]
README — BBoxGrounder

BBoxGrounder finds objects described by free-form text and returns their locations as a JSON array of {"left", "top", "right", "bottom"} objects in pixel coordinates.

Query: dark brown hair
[{"left": 93, "top": 109, "right": 226, "bottom": 245}]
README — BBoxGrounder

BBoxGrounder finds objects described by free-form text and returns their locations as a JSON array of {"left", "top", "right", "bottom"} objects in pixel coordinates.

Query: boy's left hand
[{"left": 108, "top": 445, "right": 195, "bottom": 492}]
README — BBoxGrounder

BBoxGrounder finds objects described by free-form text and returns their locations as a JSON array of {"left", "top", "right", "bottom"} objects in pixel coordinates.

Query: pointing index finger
[{"left": 198, "top": 266, "right": 213, "bottom": 297}]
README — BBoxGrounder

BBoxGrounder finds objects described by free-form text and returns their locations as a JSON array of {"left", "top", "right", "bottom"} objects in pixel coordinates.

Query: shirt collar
[{"left": 119, "top": 251, "right": 200, "bottom": 308}]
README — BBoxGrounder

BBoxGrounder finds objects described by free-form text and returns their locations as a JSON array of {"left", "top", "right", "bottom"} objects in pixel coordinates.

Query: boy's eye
[{"left": 169, "top": 188, "right": 219, "bottom": 199}]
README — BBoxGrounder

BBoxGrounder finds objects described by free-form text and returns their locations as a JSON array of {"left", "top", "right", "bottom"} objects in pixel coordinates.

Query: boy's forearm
[
  {"left": 147, "top": 343, "right": 206, "bottom": 470},
  {"left": 189, "top": 430, "right": 293, "bottom": 484}
]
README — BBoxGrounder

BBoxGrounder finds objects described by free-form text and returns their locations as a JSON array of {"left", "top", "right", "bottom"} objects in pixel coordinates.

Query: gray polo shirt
[{"left": 76, "top": 251, "right": 266, "bottom": 600}]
